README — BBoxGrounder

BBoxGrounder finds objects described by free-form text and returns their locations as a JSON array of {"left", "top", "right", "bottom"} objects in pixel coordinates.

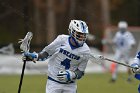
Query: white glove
[
  {"left": 57, "top": 70, "right": 76, "bottom": 82},
  {"left": 131, "top": 63, "right": 140, "bottom": 73}
]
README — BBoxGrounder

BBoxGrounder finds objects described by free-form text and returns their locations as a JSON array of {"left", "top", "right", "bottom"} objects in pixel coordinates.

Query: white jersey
[
  {"left": 113, "top": 31, "right": 136, "bottom": 51},
  {"left": 41, "top": 35, "right": 90, "bottom": 82},
  {"left": 133, "top": 51, "right": 140, "bottom": 65}
]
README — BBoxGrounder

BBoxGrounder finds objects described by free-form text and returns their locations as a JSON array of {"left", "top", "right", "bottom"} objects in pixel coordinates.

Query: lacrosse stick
[
  {"left": 18, "top": 32, "right": 33, "bottom": 93},
  {"left": 88, "top": 53, "right": 138, "bottom": 69}
]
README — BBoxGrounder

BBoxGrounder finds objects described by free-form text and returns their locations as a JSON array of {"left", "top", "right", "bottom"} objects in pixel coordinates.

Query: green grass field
[{"left": 0, "top": 73, "right": 139, "bottom": 93}]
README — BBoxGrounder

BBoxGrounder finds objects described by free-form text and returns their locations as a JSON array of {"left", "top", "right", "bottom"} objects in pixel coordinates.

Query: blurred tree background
[{"left": 0, "top": 0, "right": 140, "bottom": 53}]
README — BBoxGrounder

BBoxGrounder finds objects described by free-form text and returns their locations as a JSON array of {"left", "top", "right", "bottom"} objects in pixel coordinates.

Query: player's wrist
[{"left": 73, "top": 71, "right": 78, "bottom": 79}]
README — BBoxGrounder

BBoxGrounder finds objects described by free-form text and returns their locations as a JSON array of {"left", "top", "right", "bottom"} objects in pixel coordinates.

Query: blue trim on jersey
[
  {"left": 68, "top": 36, "right": 81, "bottom": 50},
  {"left": 137, "top": 51, "right": 140, "bottom": 59},
  {"left": 135, "top": 74, "right": 140, "bottom": 80},
  {"left": 138, "top": 84, "right": 140, "bottom": 93},
  {"left": 48, "top": 76, "right": 74, "bottom": 84}
]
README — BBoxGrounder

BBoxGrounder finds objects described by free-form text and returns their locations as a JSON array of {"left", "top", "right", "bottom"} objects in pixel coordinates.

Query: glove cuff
[
  {"left": 33, "top": 53, "right": 38, "bottom": 61},
  {"left": 131, "top": 63, "right": 139, "bottom": 67},
  {"left": 66, "top": 70, "right": 76, "bottom": 81}
]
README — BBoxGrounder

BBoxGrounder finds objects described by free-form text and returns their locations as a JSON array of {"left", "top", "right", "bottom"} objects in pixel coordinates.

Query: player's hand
[
  {"left": 57, "top": 70, "right": 76, "bottom": 82},
  {"left": 131, "top": 63, "right": 140, "bottom": 73},
  {"left": 22, "top": 52, "right": 38, "bottom": 62}
]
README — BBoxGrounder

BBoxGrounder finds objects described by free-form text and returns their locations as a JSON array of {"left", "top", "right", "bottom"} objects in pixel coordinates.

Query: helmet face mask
[
  {"left": 69, "top": 20, "right": 89, "bottom": 47},
  {"left": 72, "top": 30, "right": 87, "bottom": 41},
  {"left": 119, "top": 28, "right": 126, "bottom": 34}
]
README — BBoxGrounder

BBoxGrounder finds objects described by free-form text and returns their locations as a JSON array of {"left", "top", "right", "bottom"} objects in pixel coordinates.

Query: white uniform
[
  {"left": 113, "top": 31, "right": 136, "bottom": 62},
  {"left": 42, "top": 35, "right": 90, "bottom": 93},
  {"left": 111, "top": 30, "right": 136, "bottom": 81}
]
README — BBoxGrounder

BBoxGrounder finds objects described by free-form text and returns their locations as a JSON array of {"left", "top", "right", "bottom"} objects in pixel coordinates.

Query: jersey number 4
[{"left": 61, "top": 58, "right": 71, "bottom": 70}]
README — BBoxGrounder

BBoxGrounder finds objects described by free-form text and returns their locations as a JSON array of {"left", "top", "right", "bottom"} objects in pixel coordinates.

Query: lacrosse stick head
[{"left": 18, "top": 32, "right": 33, "bottom": 52}]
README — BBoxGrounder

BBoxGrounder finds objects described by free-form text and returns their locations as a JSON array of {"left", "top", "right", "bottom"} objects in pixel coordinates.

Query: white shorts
[
  {"left": 46, "top": 79, "right": 77, "bottom": 93},
  {"left": 115, "top": 49, "right": 130, "bottom": 63}
]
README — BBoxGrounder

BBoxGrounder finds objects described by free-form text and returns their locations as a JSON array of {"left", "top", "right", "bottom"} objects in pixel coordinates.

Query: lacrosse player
[
  {"left": 110, "top": 21, "right": 136, "bottom": 82},
  {"left": 22, "top": 20, "right": 95, "bottom": 93},
  {"left": 131, "top": 51, "right": 140, "bottom": 93}
]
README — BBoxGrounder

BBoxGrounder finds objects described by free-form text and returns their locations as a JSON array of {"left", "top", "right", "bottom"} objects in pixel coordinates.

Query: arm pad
[
  {"left": 37, "top": 51, "right": 49, "bottom": 61},
  {"left": 74, "top": 69, "right": 84, "bottom": 79}
]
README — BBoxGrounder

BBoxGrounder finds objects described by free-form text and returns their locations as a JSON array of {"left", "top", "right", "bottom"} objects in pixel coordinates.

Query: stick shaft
[
  {"left": 89, "top": 53, "right": 136, "bottom": 69},
  {"left": 18, "top": 0, "right": 29, "bottom": 92},
  {"left": 104, "top": 58, "right": 133, "bottom": 68},
  {"left": 18, "top": 61, "right": 26, "bottom": 93}
]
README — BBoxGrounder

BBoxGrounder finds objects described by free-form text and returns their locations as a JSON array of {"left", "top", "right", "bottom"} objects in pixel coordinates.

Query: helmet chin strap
[{"left": 71, "top": 36, "right": 83, "bottom": 47}]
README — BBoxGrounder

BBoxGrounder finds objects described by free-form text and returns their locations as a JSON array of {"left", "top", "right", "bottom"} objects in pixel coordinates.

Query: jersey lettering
[{"left": 59, "top": 48, "right": 80, "bottom": 60}]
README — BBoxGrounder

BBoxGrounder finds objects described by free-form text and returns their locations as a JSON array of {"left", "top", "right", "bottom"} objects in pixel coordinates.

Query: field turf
[{"left": 0, "top": 73, "right": 139, "bottom": 93}]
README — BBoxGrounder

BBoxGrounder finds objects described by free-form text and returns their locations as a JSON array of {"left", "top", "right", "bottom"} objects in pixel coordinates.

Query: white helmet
[
  {"left": 118, "top": 21, "right": 128, "bottom": 28},
  {"left": 69, "top": 20, "right": 89, "bottom": 47}
]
